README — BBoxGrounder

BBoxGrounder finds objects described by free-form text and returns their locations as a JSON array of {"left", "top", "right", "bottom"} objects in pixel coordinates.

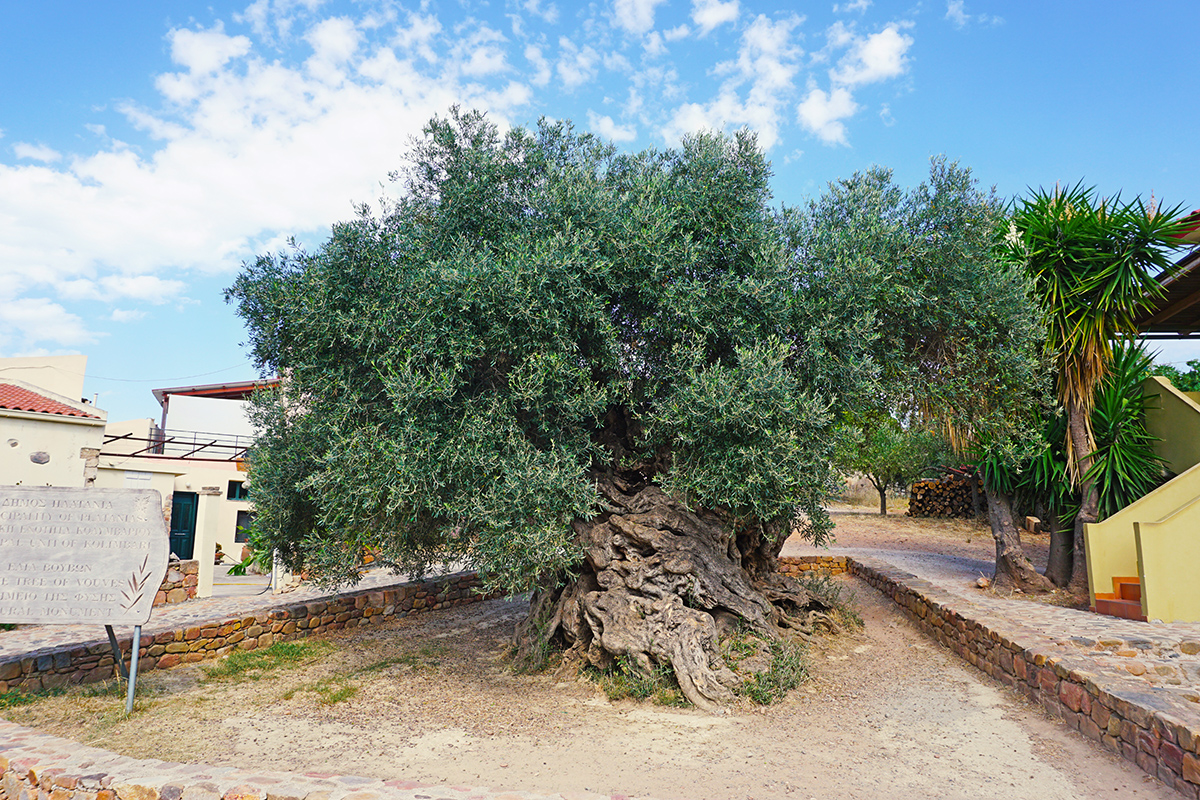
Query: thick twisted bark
[{"left": 514, "top": 471, "right": 834, "bottom": 709}]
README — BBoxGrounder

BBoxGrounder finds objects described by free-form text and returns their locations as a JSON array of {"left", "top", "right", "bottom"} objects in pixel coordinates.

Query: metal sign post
[
  {"left": 0, "top": 487, "right": 170, "bottom": 714},
  {"left": 104, "top": 623, "right": 144, "bottom": 713}
]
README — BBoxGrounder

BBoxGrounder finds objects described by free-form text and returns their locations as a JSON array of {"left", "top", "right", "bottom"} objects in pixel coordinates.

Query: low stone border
[
  {"left": 1, "top": 572, "right": 493, "bottom": 694},
  {"left": 153, "top": 561, "right": 199, "bottom": 607},
  {"left": 848, "top": 556, "right": 1200, "bottom": 798},
  {"left": 777, "top": 555, "right": 849, "bottom": 577}
]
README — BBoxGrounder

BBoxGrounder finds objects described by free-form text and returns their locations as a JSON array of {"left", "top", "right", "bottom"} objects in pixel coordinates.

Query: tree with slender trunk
[
  {"left": 833, "top": 413, "right": 948, "bottom": 516},
  {"left": 1002, "top": 185, "right": 1186, "bottom": 589},
  {"left": 784, "top": 159, "right": 1054, "bottom": 591}
]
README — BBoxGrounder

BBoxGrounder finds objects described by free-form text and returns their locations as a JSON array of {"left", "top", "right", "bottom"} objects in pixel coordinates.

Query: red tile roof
[{"left": 0, "top": 383, "right": 100, "bottom": 419}]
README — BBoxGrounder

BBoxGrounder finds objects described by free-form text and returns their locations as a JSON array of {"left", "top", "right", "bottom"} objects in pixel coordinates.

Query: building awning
[
  {"left": 1135, "top": 245, "right": 1200, "bottom": 338},
  {"left": 152, "top": 378, "right": 280, "bottom": 409}
]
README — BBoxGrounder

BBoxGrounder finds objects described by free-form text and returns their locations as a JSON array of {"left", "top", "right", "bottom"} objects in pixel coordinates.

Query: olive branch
[{"left": 120, "top": 555, "right": 154, "bottom": 612}]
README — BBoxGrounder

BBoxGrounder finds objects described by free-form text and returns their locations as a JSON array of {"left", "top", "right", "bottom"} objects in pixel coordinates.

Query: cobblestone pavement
[
  {"left": 784, "top": 541, "right": 1200, "bottom": 705},
  {"left": 0, "top": 718, "right": 620, "bottom": 800}
]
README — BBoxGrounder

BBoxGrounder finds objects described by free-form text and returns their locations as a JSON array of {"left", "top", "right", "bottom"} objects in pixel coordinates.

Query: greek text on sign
[{"left": 0, "top": 487, "right": 170, "bottom": 626}]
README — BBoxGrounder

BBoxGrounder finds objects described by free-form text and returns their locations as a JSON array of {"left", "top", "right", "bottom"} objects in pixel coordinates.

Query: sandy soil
[
  {"left": 6, "top": 564, "right": 1171, "bottom": 799},
  {"left": 824, "top": 500, "right": 1049, "bottom": 569}
]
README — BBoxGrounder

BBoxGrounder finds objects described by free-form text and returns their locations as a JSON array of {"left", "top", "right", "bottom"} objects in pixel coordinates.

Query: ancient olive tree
[
  {"left": 227, "top": 112, "right": 876, "bottom": 708},
  {"left": 782, "top": 159, "right": 1054, "bottom": 590}
]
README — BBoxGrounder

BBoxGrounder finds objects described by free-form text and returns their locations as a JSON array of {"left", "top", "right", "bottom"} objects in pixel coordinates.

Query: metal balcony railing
[{"left": 101, "top": 427, "right": 254, "bottom": 462}]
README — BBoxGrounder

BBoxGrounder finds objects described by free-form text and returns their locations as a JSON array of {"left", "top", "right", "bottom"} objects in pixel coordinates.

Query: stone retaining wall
[
  {"left": 0, "top": 572, "right": 491, "bottom": 694},
  {"left": 777, "top": 555, "right": 849, "bottom": 577},
  {"left": 849, "top": 556, "right": 1200, "bottom": 798},
  {"left": 152, "top": 561, "right": 199, "bottom": 607}
]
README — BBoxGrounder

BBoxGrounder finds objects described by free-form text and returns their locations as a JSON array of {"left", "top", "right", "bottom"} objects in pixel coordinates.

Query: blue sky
[{"left": 2, "top": 0, "right": 1198, "bottom": 423}]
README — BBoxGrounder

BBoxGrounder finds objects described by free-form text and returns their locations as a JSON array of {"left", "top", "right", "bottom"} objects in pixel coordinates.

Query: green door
[{"left": 169, "top": 491, "right": 198, "bottom": 559}]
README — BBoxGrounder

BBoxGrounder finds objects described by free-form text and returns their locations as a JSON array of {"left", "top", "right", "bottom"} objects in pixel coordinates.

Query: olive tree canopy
[{"left": 228, "top": 111, "right": 875, "bottom": 707}]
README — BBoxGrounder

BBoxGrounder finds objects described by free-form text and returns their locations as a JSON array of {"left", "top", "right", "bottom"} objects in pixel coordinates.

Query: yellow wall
[
  {"left": 1135, "top": 494, "right": 1200, "bottom": 623},
  {"left": 101, "top": 418, "right": 157, "bottom": 456},
  {"left": 1084, "top": 460, "right": 1200, "bottom": 612},
  {"left": 1141, "top": 376, "right": 1200, "bottom": 475},
  {"left": 97, "top": 453, "right": 250, "bottom": 598},
  {"left": 1084, "top": 377, "right": 1200, "bottom": 620},
  {"left": 94, "top": 462, "right": 181, "bottom": 524},
  {"left": 0, "top": 355, "right": 88, "bottom": 401}
]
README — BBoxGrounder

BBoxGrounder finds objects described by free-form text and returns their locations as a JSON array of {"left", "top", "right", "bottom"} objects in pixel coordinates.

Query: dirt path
[{"left": 5, "top": 575, "right": 1172, "bottom": 800}]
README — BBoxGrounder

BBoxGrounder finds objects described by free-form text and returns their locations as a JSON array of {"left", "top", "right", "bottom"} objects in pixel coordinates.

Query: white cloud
[
  {"left": 833, "top": 0, "right": 872, "bottom": 12},
  {"left": 946, "top": 1, "right": 969, "bottom": 28},
  {"left": 54, "top": 276, "right": 188, "bottom": 308},
  {"left": 0, "top": 298, "right": 95, "bottom": 350},
  {"left": 110, "top": 309, "right": 146, "bottom": 323},
  {"left": 604, "top": 51, "right": 633, "bottom": 72},
  {"left": 556, "top": 37, "right": 600, "bottom": 88},
  {"left": 666, "top": 14, "right": 802, "bottom": 149},
  {"left": 612, "top": 0, "right": 669, "bottom": 35},
  {"left": 13, "top": 144, "right": 61, "bottom": 163},
  {"left": 643, "top": 31, "right": 667, "bottom": 58},
  {"left": 526, "top": 45, "right": 552, "bottom": 86},
  {"left": 392, "top": 12, "right": 442, "bottom": 63},
  {"left": 946, "top": 3, "right": 1003, "bottom": 28},
  {"left": 830, "top": 22, "right": 913, "bottom": 86},
  {"left": 0, "top": 9, "right": 538, "bottom": 351},
  {"left": 796, "top": 85, "right": 858, "bottom": 145},
  {"left": 304, "top": 17, "right": 363, "bottom": 83},
  {"left": 522, "top": 0, "right": 560, "bottom": 24},
  {"left": 450, "top": 23, "right": 510, "bottom": 78},
  {"left": 664, "top": 24, "right": 691, "bottom": 42},
  {"left": 879, "top": 102, "right": 895, "bottom": 126},
  {"left": 233, "top": 0, "right": 323, "bottom": 44},
  {"left": 168, "top": 23, "right": 253, "bottom": 75},
  {"left": 691, "top": 0, "right": 740, "bottom": 35},
  {"left": 587, "top": 110, "right": 637, "bottom": 142}
]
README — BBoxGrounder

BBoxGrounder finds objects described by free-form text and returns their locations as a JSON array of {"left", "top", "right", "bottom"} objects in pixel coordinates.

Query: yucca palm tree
[{"left": 1004, "top": 184, "right": 1186, "bottom": 588}]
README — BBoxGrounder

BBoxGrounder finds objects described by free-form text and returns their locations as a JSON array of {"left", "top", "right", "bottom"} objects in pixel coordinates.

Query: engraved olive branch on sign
[{"left": 121, "top": 555, "right": 153, "bottom": 612}]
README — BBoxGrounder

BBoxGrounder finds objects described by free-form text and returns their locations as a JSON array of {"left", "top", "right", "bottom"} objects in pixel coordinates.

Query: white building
[
  {"left": 0, "top": 356, "right": 107, "bottom": 488},
  {"left": 0, "top": 356, "right": 276, "bottom": 599}
]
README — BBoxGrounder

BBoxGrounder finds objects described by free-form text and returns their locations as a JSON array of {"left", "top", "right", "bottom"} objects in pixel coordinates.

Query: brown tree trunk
[
  {"left": 1044, "top": 508, "right": 1074, "bottom": 588},
  {"left": 970, "top": 475, "right": 986, "bottom": 523},
  {"left": 1066, "top": 399, "right": 1098, "bottom": 593},
  {"left": 985, "top": 487, "right": 1054, "bottom": 592},
  {"left": 870, "top": 477, "right": 887, "bottom": 516},
  {"left": 512, "top": 471, "right": 837, "bottom": 710}
]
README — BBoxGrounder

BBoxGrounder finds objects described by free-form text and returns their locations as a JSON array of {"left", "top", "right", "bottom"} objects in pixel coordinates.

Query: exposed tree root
[{"left": 514, "top": 472, "right": 836, "bottom": 710}]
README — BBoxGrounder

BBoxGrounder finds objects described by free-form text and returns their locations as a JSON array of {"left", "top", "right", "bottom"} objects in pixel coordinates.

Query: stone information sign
[{"left": 0, "top": 487, "right": 170, "bottom": 626}]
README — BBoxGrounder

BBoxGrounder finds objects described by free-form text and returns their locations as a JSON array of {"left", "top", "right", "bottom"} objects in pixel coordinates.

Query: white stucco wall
[
  {"left": 166, "top": 395, "right": 254, "bottom": 438},
  {"left": 1, "top": 412, "right": 105, "bottom": 488},
  {"left": 97, "top": 453, "right": 251, "bottom": 598}
]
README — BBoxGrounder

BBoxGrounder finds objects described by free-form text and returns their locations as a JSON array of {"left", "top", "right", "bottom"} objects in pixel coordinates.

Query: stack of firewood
[{"left": 907, "top": 475, "right": 974, "bottom": 518}]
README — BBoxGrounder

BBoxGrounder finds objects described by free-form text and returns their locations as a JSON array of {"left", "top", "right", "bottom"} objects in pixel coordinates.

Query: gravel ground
[{"left": 3, "top": 565, "right": 1176, "bottom": 800}]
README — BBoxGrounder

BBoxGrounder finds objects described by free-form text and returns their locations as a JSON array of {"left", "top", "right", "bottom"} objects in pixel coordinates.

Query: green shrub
[
  {"left": 794, "top": 572, "right": 863, "bottom": 630},
  {"left": 202, "top": 640, "right": 331, "bottom": 682}
]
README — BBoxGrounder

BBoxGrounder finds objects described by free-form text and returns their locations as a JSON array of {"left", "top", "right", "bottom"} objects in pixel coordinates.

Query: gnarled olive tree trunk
[{"left": 514, "top": 471, "right": 837, "bottom": 710}]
